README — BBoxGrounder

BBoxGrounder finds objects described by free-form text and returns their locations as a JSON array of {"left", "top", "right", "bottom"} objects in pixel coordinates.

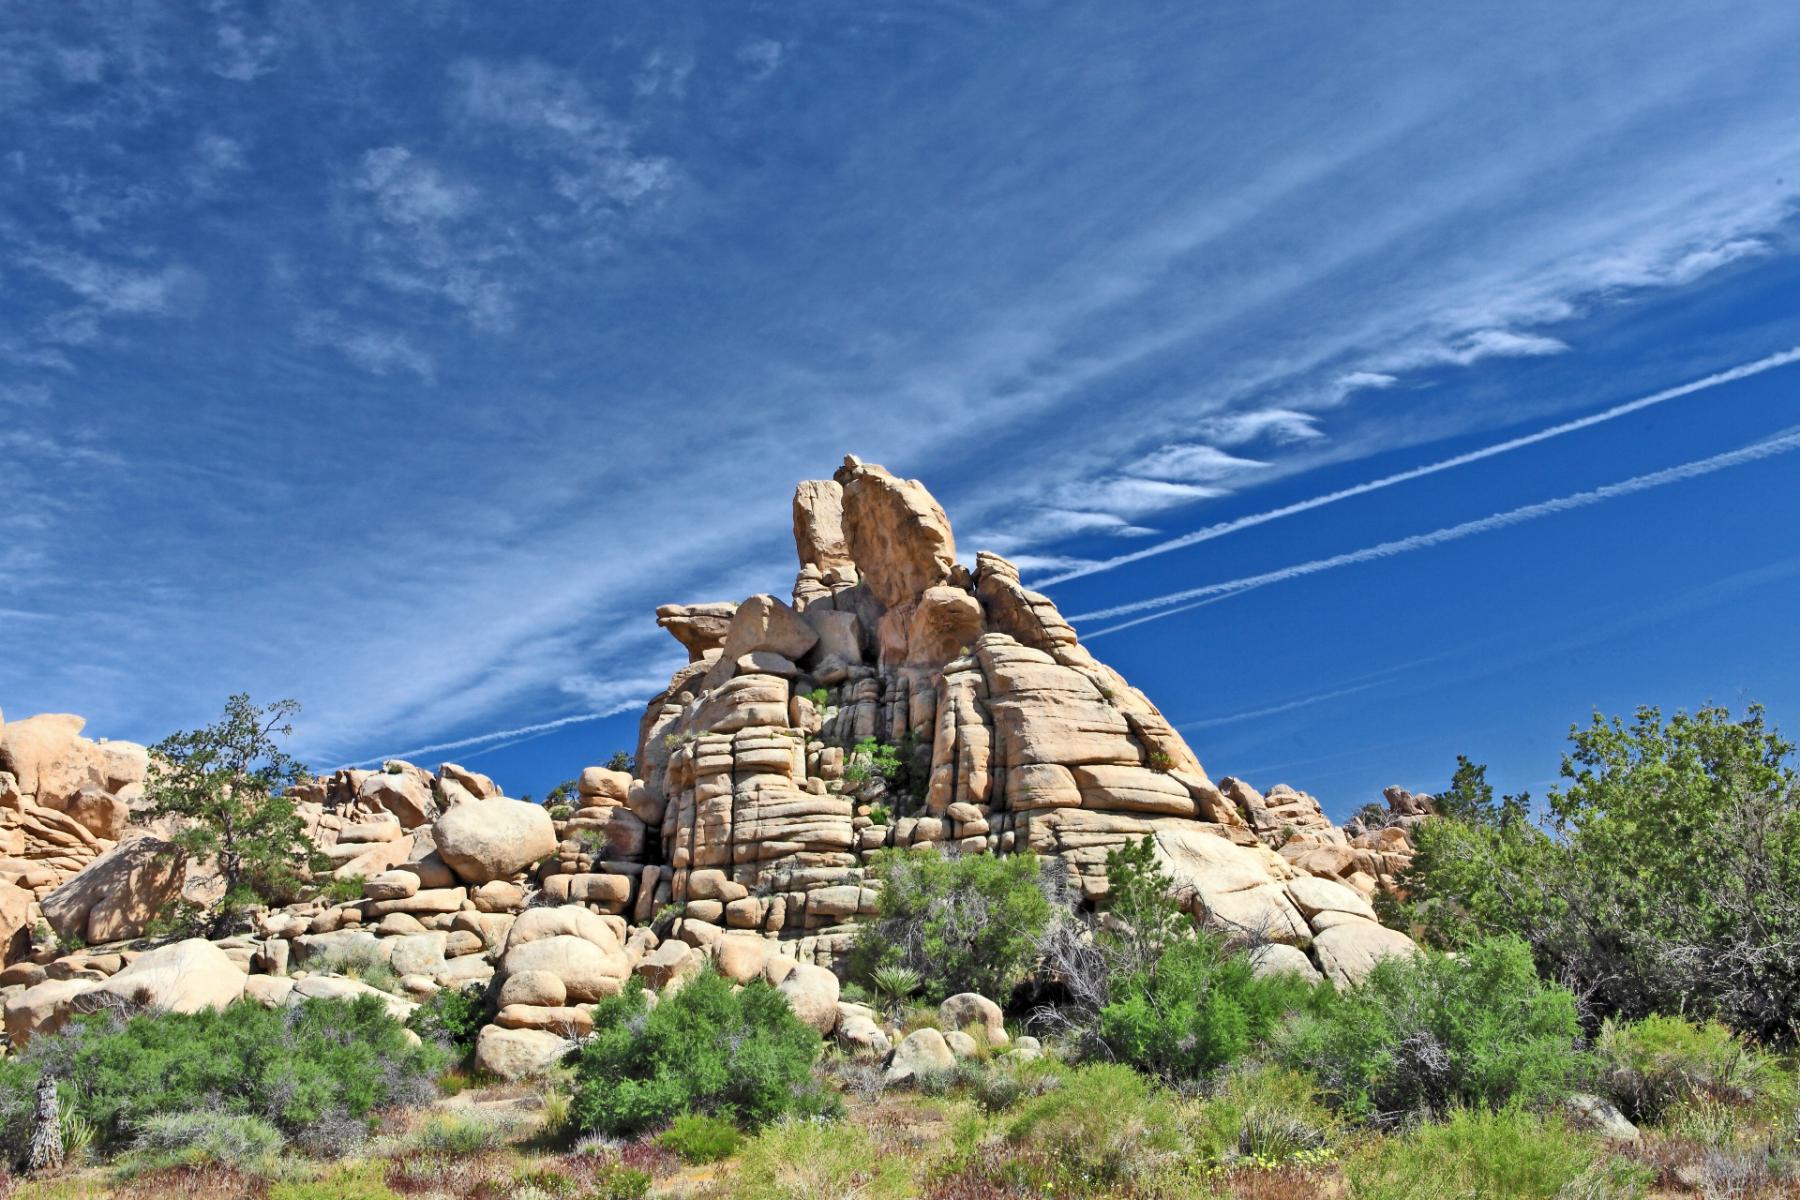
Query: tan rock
[
  {"left": 474, "top": 1024, "right": 570, "bottom": 1081},
  {"left": 835, "top": 457, "right": 956, "bottom": 606},
  {"left": 885, "top": 1027, "right": 955, "bottom": 1084},
  {"left": 939, "top": 992, "right": 1008, "bottom": 1046},
  {"left": 1311, "top": 919, "right": 1418, "bottom": 988},
  {"left": 96, "top": 938, "right": 246, "bottom": 1013},
  {"left": 4, "top": 977, "right": 98, "bottom": 1045},
  {"left": 503, "top": 935, "right": 628, "bottom": 1003},
  {"left": 40, "top": 835, "right": 183, "bottom": 944},
  {"left": 776, "top": 960, "right": 839, "bottom": 1034},
  {"left": 434, "top": 797, "right": 556, "bottom": 885}
]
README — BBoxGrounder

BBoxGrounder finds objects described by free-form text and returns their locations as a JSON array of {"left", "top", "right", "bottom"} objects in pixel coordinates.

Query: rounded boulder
[{"left": 432, "top": 797, "right": 556, "bottom": 885}]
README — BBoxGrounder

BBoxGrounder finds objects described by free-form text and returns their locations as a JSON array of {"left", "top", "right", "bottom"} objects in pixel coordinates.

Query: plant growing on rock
[
  {"left": 145, "top": 694, "right": 328, "bottom": 937},
  {"left": 842, "top": 736, "right": 902, "bottom": 788}
]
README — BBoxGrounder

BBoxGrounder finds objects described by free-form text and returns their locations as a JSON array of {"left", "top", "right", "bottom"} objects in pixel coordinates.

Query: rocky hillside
[{"left": 1, "top": 456, "right": 1426, "bottom": 1075}]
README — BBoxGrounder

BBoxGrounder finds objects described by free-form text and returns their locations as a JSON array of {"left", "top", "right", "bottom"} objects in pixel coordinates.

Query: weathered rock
[
  {"left": 835, "top": 1012, "right": 892, "bottom": 1060},
  {"left": 0, "top": 878, "right": 32, "bottom": 964},
  {"left": 885, "top": 1027, "right": 955, "bottom": 1084},
  {"left": 776, "top": 961, "right": 840, "bottom": 1034},
  {"left": 40, "top": 836, "right": 182, "bottom": 944},
  {"left": 96, "top": 938, "right": 246, "bottom": 1014},
  {"left": 4, "top": 977, "right": 97, "bottom": 1045},
  {"left": 835, "top": 457, "right": 956, "bottom": 607},
  {"left": 1310, "top": 918, "right": 1418, "bottom": 987},
  {"left": 434, "top": 798, "right": 556, "bottom": 885},
  {"left": 474, "top": 1024, "right": 570, "bottom": 1081},
  {"left": 498, "top": 969, "right": 567, "bottom": 1008},
  {"left": 939, "top": 993, "right": 1008, "bottom": 1046},
  {"left": 503, "top": 935, "right": 627, "bottom": 1003}
]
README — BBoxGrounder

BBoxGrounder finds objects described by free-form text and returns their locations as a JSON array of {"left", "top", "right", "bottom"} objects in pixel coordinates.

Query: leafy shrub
[
  {"left": 0, "top": 994, "right": 443, "bottom": 1161},
  {"left": 1004, "top": 1062, "right": 1188, "bottom": 1188},
  {"left": 726, "top": 1118, "right": 913, "bottom": 1200},
  {"left": 123, "top": 1111, "right": 284, "bottom": 1172},
  {"left": 406, "top": 982, "right": 488, "bottom": 1057},
  {"left": 846, "top": 848, "right": 1052, "bottom": 1002},
  {"left": 1345, "top": 1106, "right": 1649, "bottom": 1200},
  {"left": 1098, "top": 932, "right": 1324, "bottom": 1081},
  {"left": 804, "top": 687, "right": 829, "bottom": 710},
  {"left": 1278, "top": 936, "right": 1588, "bottom": 1119},
  {"left": 1397, "top": 706, "right": 1800, "bottom": 1044},
  {"left": 656, "top": 1111, "right": 743, "bottom": 1162},
  {"left": 321, "top": 874, "right": 366, "bottom": 903},
  {"left": 569, "top": 970, "right": 831, "bottom": 1136},
  {"left": 1596, "top": 1014, "right": 1784, "bottom": 1124},
  {"left": 842, "top": 736, "right": 902, "bottom": 787}
]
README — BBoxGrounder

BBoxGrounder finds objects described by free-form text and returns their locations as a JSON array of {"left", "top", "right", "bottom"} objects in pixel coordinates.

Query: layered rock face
[
  {"left": 592, "top": 456, "right": 1416, "bottom": 981},
  {"left": 0, "top": 711, "right": 151, "bottom": 905}
]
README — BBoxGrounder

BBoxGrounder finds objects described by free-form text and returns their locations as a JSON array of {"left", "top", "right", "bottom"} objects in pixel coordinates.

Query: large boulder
[
  {"left": 885, "top": 1027, "right": 955, "bottom": 1085},
  {"left": 358, "top": 766, "right": 437, "bottom": 829},
  {"left": 1310, "top": 919, "right": 1418, "bottom": 987},
  {"left": 40, "top": 835, "right": 183, "bottom": 943},
  {"left": 939, "top": 993, "right": 1008, "bottom": 1046},
  {"left": 96, "top": 937, "right": 246, "bottom": 1013},
  {"left": 3, "top": 977, "right": 98, "bottom": 1045},
  {"left": 775, "top": 961, "right": 840, "bottom": 1035},
  {"left": 503, "top": 934, "right": 628, "bottom": 1002},
  {"left": 475, "top": 1024, "right": 570, "bottom": 1081},
  {"left": 0, "top": 714, "right": 147, "bottom": 808},
  {"left": 835, "top": 456, "right": 957, "bottom": 606},
  {"left": 433, "top": 797, "right": 556, "bottom": 885}
]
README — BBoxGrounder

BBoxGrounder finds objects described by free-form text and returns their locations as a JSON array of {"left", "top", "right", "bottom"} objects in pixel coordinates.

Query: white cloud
[
  {"left": 1192, "top": 409, "right": 1326, "bottom": 447},
  {"left": 1125, "top": 443, "right": 1267, "bottom": 483},
  {"left": 212, "top": 22, "right": 279, "bottom": 82},
  {"left": 23, "top": 248, "right": 198, "bottom": 316},
  {"left": 1052, "top": 476, "right": 1226, "bottom": 518}
]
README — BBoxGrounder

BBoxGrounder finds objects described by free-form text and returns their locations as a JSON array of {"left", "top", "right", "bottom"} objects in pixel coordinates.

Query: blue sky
[{"left": 5, "top": 2, "right": 1800, "bottom": 817}]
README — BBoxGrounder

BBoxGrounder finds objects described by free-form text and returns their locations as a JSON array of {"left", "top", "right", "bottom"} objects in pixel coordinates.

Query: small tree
[
  {"left": 147, "top": 695, "right": 327, "bottom": 937},
  {"left": 604, "top": 750, "right": 634, "bottom": 773}
]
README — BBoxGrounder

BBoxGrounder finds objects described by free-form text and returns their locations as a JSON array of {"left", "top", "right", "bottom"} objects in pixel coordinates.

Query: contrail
[
  {"left": 1036, "top": 346, "right": 1800, "bottom": 588},
  {"left": 1077, "top": 425, "right": 1800, "bottom": 636},
  {"left": 343, "top": 710, "right": 611, "bottom": 768}
]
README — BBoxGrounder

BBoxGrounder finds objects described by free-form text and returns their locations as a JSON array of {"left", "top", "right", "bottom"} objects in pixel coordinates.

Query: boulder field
[{"left": 1, "top": 456, "right": 1429, "bottom": 1070}]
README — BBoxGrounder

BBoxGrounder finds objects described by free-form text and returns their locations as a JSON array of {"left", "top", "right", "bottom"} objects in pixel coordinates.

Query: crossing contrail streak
[
  {"left": 1078, "top": 426, "right": 1800, "bottom": 637},
  {"left": 344, "top": 710, "right": 609, "bottom": 768},
  {"left": 1036, "top": 347, "right": 1800, "bottom": 588}
]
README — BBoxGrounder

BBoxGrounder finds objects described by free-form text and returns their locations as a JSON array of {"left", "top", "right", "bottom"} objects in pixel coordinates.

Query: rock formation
[{"left": 1, "top": 455, "right": 1424, "bottom": 1063}]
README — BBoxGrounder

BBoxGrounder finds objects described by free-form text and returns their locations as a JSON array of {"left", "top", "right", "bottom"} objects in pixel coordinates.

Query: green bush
[
  {"left": 117, "top": 1110, "right": 284, "bottom": 1174},
  {"left": 1098, "top": 932, "right": 1325, "bottom": 1081},
  {"left": 0, "top": 994, "right": 443, "bottom": 1163},
  {"left": 1396, "top": 706, "right": 1800, "bottom": 1044},
  {"left": 842, "top": 736, "right": 902, "bottom": 787},
  {"left": 395, "top": 1111, "right": 516, "bottom": 1156},
  {"left": 406, "top": 982, "right": 488, "bottom": 1057},
  {"left": 1278, "top": 936, "right": 1588, "bottom": 1119},
  {"left": 1004, "top": 1062, "right": 1189, "bottom": 1188},
  {"left": 1193, "top": 1064, "right": 1341, "bottom": 1167},
  {"left": 1596, "top": 1014, "right": 1785, "bottom": 1125},
  {"left": 726, "top": 1117, "right": 913, "bottom": 1200},
  {"left": 1345, "top": 1106, "right": 1649, "bottom": 1200},
  {"left": 568, "top": 970, "right": 831, "bottom": 1137},
  {"left": 656, "top": 1111, "right": 743, "bottom": 1162},
  {"left": 846, "top": 848, "right": 1052, "bottom": 1002}
]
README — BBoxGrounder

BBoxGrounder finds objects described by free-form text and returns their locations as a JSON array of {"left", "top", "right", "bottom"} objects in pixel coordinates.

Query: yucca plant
[{"left": 870, "top": 965, "right": 923, "bottom": 1017}]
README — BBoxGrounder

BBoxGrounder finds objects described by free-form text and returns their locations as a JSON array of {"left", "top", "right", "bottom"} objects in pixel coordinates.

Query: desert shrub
[
  {"left": 569, "top": 970, "right": 831, "bottom": 1137},
  {"left": 0, "top": 994, "right": 443, "bottom": 1160},
  {"left": 269, "top": 1161, "right": 398, "bottom": 1200},
  {"left": 657, "top": 1111, "right": 743, "bottom": 1162},
  {"left": 1398, "top": 706, "right": 1800, "bottom": 1044},
  {"left": 306, "top": 943, "right": 401, "bottom": 994},
  {"left": 842, "top": 736, "right": 902, "bottom": 788},
  {"left": 1345, "top": 1106, "right": 1650, "bottom": 1200},
  {"left": 1596, "top": 1014, "right": 1785, "bottom": 1125},
  {"left": 846, "top": 848, "right": 1052, "bottom": 1002},
  {"left": 395, "top": 1111, "right": 517, "bottom": 1156},
  {"left": 406, "top": 982, "right": 488, "bottom": 1057},
  {"left": 1004, "top": 1062, "right": 1189, "bottom": 1188},
  {"left": 1194, "top": 1064, "right": 1341, "bottom": 1167},
  {"left": 1099, "top": 931, "right": 1325, "bottom": 1081},
  {"left": 321, "top": 875, "right": 366, "bottom": 903},
  {"left": 725, "top": 1117, "right": 913, "bottom": 1200},
  {"left": 1278, "top": 936, "right": 1588, "bottom": 1120},
  {"left": 119, "top": 1111, "right": 284, "bottom": 1174}
]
